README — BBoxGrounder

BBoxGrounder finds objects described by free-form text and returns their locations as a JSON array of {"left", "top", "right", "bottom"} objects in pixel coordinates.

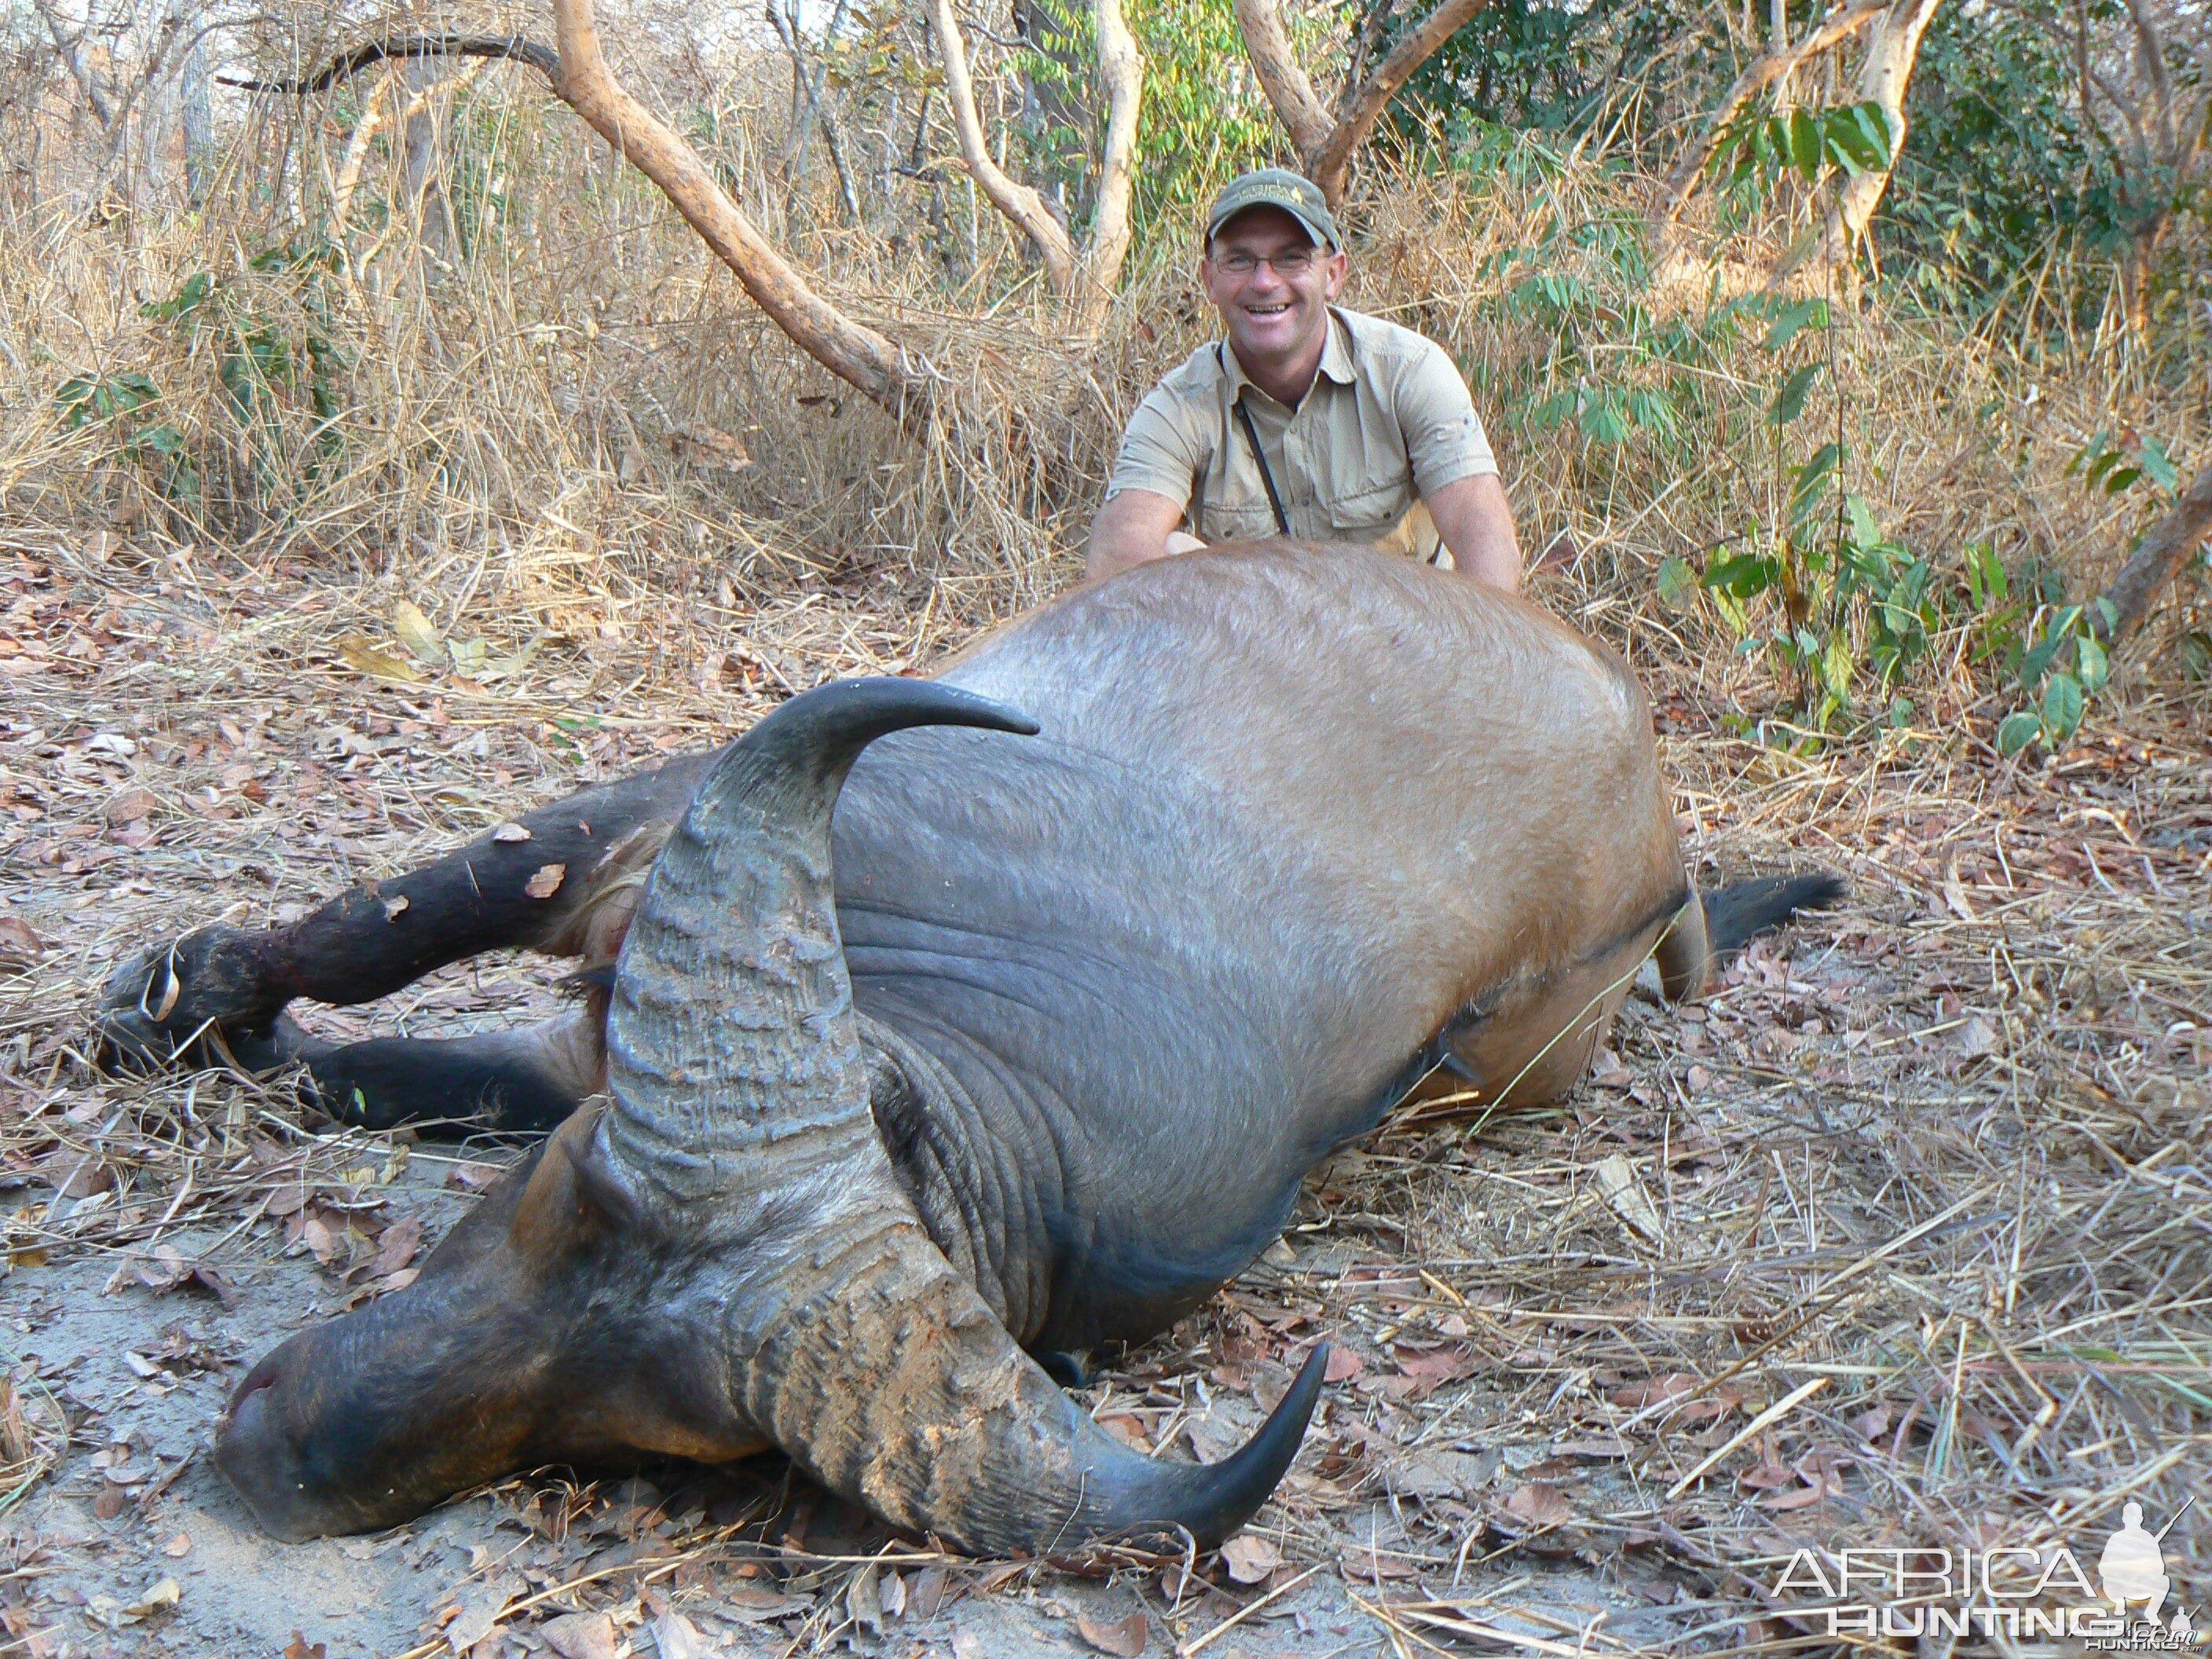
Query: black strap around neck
[{"left": 1232, "top": 396, "right": 1291, "bottom": 537}]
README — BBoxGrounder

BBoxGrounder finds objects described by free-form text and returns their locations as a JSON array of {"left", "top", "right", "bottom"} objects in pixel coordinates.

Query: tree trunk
[
  {"left": 181, "top": 33, "right": 212, "bottom": 203},
  {"left": 1811, "top": 0, "right": 1943, "bottom": 272},
  {"left": 403, "top": 59, "right": 459, "bottom": 263},
  {"left": 1071, "top": 0, "right": 1144, "bottom": 325},
  {"left": 1231, "top": 0, "right": 1492, "bottom": 210},
  {"left": 546, "top": 0, "right": 934, "bottom": 430},
  {"left": 2099, "top": 458, "right": 2212, "bottom": 644}
]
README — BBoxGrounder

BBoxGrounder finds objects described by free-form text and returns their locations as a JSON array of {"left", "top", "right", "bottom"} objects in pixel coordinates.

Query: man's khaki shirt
[{"left": 1105, "top": 306, "right": 1496, "bottom": 559}]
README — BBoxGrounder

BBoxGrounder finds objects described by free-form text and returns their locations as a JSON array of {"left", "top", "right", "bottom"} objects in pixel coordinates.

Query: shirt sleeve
[
  {"left": 1105, "top": 384, "right": 1209, "bottom": 511},
  {"left": 1396, "top": 339, "right": 1497, "bottom": 494}
]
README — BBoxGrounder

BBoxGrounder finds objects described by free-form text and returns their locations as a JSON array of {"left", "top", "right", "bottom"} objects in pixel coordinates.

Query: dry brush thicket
[{"left": 0, "top": 5, "right": 2207, "bottom": 1654}]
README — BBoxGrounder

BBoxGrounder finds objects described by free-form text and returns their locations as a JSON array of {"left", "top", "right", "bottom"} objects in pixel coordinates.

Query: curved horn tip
[
  {"left": 1111, "top": 1339, "right": 1331, "bottom": 1551},
  {"left": 756, "top": 676, "right": 1042, "bottom": 749}
]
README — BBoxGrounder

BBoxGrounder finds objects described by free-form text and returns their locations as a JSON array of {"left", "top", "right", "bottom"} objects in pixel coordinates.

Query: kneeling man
[{"left": 1087, "top": 167, "right": 1522, "bottom": 588}]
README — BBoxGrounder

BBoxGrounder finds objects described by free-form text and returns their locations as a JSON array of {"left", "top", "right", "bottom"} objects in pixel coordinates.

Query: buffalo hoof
[{"left": 96, "top": 927, "right": 291, "bottom": 1074}]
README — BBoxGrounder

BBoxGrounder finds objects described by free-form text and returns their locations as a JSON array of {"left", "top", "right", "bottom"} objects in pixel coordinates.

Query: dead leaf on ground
[
  {"left": 0, "top": 915, "right": 43, "bottom": 969},
  {"left": 393, "top": 600, "right": 443, "bottom": 665},
  {"left": 492, "top": 822, "right": 531, "bottom": 842},
  {"left": 334, "top": 635, "right": 426, "bottom": 683},
  {"left": 1075, "top": 1609, "right": 1149, "bottom": 1657},
  {"left": 1502, "top": 1481, "right": 1573, "bottom": 1529},
  {"left": 653, "top": 1610, "right": 709, "bottom": 1659},
  {"left": 1324, "top": 1347, "right": 1365, "bottom": 1382},
  {"left": 357, "top": 1214, "right": 420, "bottom": 1281},
  {"left": 540, "top": 1611, "right": 617, "bottom": 1659},
  {"left": 670, "top": 421, "right": 753, "bottom": 470},
  {"left": 105, "top": 788, "right": 157, "bottom": 823},
  {"left": 1393, "top": 1344, "right": 1481, "bottom": 1389},
  {"left": 444, "top": 1579, "right": 514, "bottom": 1652},
  {"left": 524, "top": 863, "right": 566, "bottom": 899},
  {"left": 1592, "top": 1152, "right": 1664, "bottom": 1243},
  {"left": 1340, "top": 1551, "right": 1420, "bottom": 1581},
  {"left": 1220, "top": 1533, "right": 1281, "bottom": 1584},
  {"left": 283, "top": 1635, "right": 326, "bottom": 1659}
]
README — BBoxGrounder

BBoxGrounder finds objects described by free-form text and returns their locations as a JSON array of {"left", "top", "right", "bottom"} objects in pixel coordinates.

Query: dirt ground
[{"left": 2, "top": 529, "right": 2207, "bottom": 1658}]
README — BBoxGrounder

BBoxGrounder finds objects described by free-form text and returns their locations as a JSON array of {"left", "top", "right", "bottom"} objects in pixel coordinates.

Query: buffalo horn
[{"left": 601, "top": 676, "right": 1326, "bottom": 1551}]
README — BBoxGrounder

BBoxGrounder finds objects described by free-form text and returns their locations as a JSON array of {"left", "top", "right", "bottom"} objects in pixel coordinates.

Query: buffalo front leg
[
  {"left": 242, "top": 1005, "right": 612, "bottom": 1133},
  {"left": 97, "top": 751, "right": 719, "bottom": 1081}
]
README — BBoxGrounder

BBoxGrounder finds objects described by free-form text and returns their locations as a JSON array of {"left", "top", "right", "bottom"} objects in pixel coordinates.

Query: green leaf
[
  {"left": 1851, "top": 102, "right": 1896, "bottom": 167},
  {"left": 1845, "top": 494, "right": 1882, "bottom": 550},
  {"left": 1789, "top": 107, "right": 1825, "bottom": 181},
  {"left": 2065, "top": 430, "right": 2108, "bottom": 478},
  {"left": 1789, "top": 443, "right": 1843, "bottom": 526},
  {"left": 2075, "top": 632, "right": 2109, "bottom": 694},
  {"left": 1965, "top": 543, "right": 2008, "bottom": 609},
  {"left": 1579, "top": 394, "right": 1629, "bottom": 445},
  {"left": 1823, "top": 108, "right": 1882, "bottom": 173},
  {"left": 1655, "top": 554, "right": 1698, "bottom": 608},
  {"left": 2018, "top": 631, "right": 2064, "bottom": 689},
  {"left": 1996, "top": 712, "right": 2042, "bottom": 756},
  {"left": 1703, "top": 552, "right": 1777, "bottom": 598},
  {"left": 2102, "top": 464, "right": 2142, "bottom": 495},
  {"left": 2132, "top": 435, "right": 2180, "bottom": 494},
  {"left": 1769, "top": 362, "right": 1824, "bottom": 426},
  {"left": 2180, "top": 630, "right": 2212, "bottom": 682},
  {"left": 1760, "top": 299, "right": 1827, "bottom": 351},
  {"left": 2040, "top": 672, "right": 2084, "bottom": 742}
]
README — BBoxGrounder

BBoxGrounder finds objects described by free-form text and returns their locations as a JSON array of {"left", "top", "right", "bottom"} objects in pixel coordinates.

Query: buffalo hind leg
[{"left": 97, "top": 751, "right": 716, "bottom": 1087}]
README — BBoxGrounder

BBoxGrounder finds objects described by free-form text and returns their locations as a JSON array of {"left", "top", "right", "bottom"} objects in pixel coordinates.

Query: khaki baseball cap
[{"left": 1204, "top": 168, "right": 1342, "bottom": 251}]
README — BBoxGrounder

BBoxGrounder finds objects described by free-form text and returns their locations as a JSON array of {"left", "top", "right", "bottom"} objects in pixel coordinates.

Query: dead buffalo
[{"left": 98, "top": 545, "right": 1837, "bottom": 1554}]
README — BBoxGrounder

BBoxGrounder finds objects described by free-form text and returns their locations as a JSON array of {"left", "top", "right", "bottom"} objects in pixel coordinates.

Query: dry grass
[{"left": 0, "top": 23, "right": 2207, "bottom": 1657}]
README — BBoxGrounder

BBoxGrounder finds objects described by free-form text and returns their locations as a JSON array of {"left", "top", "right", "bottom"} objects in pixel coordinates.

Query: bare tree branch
[
  {"left": 925, "top": 0, "right": 1077, "bottom": 290},
  {"left": 1229, "top": 0, "right": 1331, "bottom": 156},
  {"left": 765, "top": 0, "right": 862, "bottom": 223},
  {"left": 1309, "top": 0, "right": 1491, "bottom": 202},
  {"left": 1231, "top": 0, "right": 1492, "bottom": 207},
  {"left": 2099, "top": 458, "right": 2212, "bottom": 643},
  {"left": 218, "top": 33, "right": 558, "bottom": 92},
  {"left": 244, "top": 22, "right": 939, "bottom": 427},
  {"left": 545, "top": 0, "right": 936, "bottom": 427},
  {"left": 32, "top": 0, "right": 113, "bottom": 127}
]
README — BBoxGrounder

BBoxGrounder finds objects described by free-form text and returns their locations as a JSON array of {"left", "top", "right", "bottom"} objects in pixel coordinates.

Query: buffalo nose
[{"left": 215, "top": 1361, "right": 320, "bottom": 1542}]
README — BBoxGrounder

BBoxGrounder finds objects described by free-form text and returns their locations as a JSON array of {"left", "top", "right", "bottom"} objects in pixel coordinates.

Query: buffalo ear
[{"left": 507, "top": 1105, "right": 642, "bottom": 1259}]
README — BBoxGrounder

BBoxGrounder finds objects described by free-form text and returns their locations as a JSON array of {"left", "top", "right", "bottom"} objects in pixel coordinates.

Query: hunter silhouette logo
[
  {"left": 1768, "top": 1493, "right": 2202, "bottom": 1646},
  {"left": 2103, "top": 1501, "right": 2179, "bottom": 1626}
]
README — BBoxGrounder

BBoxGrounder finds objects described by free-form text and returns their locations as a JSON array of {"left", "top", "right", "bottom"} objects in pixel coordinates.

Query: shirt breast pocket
[
  {"left": 1197, "top": 485, "right": 1284, "bottom": 544},
  {"left": 1325, "top": 476, "right": 1415, "bottom": 542}
]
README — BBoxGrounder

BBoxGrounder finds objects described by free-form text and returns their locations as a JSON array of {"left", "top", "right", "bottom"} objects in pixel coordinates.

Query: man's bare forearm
[
  {"left": 1086, "top": 489, "right": 1191, "bottom": 581},
  {"left": 1428, "top": 473, "right": 1523, "bottom": 591}
]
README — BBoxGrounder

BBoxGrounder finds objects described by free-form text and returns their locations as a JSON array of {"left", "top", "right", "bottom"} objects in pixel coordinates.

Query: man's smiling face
[{"left": 1200, "top": 205, "right": 1349, "bottom": 383}]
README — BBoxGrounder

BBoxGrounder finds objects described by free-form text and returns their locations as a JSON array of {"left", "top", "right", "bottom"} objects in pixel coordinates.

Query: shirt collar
[{"left": 1221, "top": 308, "right": 1356, "bottom": 405}]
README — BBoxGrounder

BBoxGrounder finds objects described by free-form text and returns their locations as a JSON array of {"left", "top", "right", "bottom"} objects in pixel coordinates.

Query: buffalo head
[{"left": 214, "top": 677, "right": 1326, "bottom": 1552}]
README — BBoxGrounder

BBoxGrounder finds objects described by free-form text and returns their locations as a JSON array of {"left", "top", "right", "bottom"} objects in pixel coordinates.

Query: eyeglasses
[{"left": 1212, "top": 250, "right": 1321, "bottom": 277}]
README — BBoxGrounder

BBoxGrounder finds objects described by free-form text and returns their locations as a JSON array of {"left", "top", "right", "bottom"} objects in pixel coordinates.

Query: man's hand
[
  {"left": 1086, "top": 489, "right": 1194, "bottom": 581},
  {"left": 1427, "top": 473, "right": 1522, "bottom": 591}
]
